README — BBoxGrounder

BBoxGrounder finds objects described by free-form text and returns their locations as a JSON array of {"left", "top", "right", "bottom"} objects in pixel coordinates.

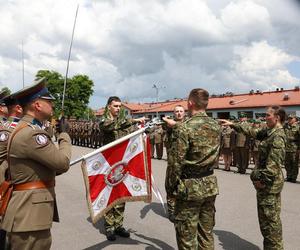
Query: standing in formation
[
  {"left": 168, "top": 89, "right": 221, "bottom": 249},
  {"left": 234, "top": 113, "right": 250, "bottom": 174},
  {"left": 1, "top": 78, "right": 72, "bottom": 250},
  {"left": 0, "top": 91, "right": 24, "bottom": 248},
  {"left": 0, "top": 90, "right": 9, "bottom": 124},
  {"left": 163, "top": 105, "right": 186, "bottom": 223},
  {"left": 99, "top": 96, "right": 147, "bottom": 241},
  {"left": 221, "top": 106, "right": 287, "bottom": 250},
  {"left": 220, "top": 119, "right": 235, "bottom": 172},
  {"left": 284, "top": 114, "right": 300, "bottom": 183}
]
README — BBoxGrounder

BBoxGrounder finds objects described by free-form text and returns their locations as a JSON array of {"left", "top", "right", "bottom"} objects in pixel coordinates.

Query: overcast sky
[{"left": 1, "top": 0, "right": 300, "bottom": 109}]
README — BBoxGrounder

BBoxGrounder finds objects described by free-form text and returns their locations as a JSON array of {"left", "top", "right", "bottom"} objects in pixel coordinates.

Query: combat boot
[
  {"left": 115, "top": 227, "right": 130, "bottom": 238},
  {"left": 106, "top": 231, "right": 116, "bottom": 241}
]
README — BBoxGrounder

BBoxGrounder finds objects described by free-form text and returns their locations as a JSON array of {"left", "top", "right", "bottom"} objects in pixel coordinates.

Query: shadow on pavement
[
  {"left": 87, "top": 217, "right": 106, "bottom": 234},
  {"left": 83, "top": 231, "right": 174, "bottom": 250},
  {"left": 214, "top": 230, "right": 260, "bottom": 250},
  {"left": 140, "top": 202, "right": 168, "bottom": 219}
]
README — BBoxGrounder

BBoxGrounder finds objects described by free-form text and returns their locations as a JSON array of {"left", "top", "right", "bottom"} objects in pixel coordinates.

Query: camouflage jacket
[
  {"left": 99, "top": 116, "right": 137, "bottom": 145},
  {"left": 170, "top": 111, "right": 221, "bottom": 201},
  {"left": 284, "top": 123, "right": 300, "bottom": 152},
  {"left": 164, "top": 121, "right": 183, "bottom": 195},
  {"left": 233, "top": 123, "right": 286, "bottom": 194}
]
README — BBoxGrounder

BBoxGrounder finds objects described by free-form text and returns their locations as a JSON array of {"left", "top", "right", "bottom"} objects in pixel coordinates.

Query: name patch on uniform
[
  {"left": 35, "top": 134, "right": 48, "bottom": 145},
  {"left": 0, "top": 131, "right": 9, "bottom": 142}
]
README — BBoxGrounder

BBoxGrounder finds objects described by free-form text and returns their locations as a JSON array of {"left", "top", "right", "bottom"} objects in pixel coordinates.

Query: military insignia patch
[
  {"left": 35, "top": 134, "right": 48, "bottom": 145},
  {"left": 0, "top": 131, "right": 9, "bottom": 142}
]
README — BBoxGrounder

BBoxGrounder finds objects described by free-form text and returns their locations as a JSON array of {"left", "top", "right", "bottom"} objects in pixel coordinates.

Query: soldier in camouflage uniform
[
  {"left": 90, "top": 121, "right": 96, "bottom": 148},
  {"left": 99, "top": 96, "right": 147, "bottom": 241},
  {"left": 222, "top": 106, "right": 286, "bottom": 250},
  {"left": 169, "top": 89, "right": 221, "bottom": 250},
  {"left": 74, "top": 121, "right": 80, "bottom": 146},
  {"left": 284, "top": 114, "right": 300, "bottom": 183},
  {"left": 250, "top": 120, "right": 261, "bottom": 168},
  {"left": 163, "top": 105, "right": 185, "bottom": 223}
]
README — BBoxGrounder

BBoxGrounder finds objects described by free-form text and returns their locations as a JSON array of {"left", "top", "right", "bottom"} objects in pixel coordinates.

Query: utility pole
[
  {"left": 152, "top": 83, "right": 166, "bottom": 118},
  {"left": 22, "top": 40, "right": 25, "bottom": 87}
]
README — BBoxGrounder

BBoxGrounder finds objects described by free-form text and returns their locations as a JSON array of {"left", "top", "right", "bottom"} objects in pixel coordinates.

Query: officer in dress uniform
[
  {"left": 154, "top": 124, "right": 164, "bottom": 159},
  {"left": 0, "top": 90, "right": 9, "bottom": 124},
  {"left": 235, "top": 112, "right": 250, "bottom": 174},
  {"left": 0, "top": 92, "right": 24, "bottom": 249},
  {"left": 1, "top": 78, "right": 72, "bottom": 250}
]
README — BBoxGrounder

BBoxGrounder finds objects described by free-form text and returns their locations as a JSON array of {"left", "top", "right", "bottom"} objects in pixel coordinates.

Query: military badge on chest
[
  {"left": 35, "top": 134, "right": 49, "bottom": 145},
  {"left": 0, "top": 131, "right": 9, "bottom": 142}
]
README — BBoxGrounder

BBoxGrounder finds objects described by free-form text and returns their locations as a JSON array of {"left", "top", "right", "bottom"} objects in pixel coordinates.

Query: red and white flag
[{"left": 81, "top": 129, "right": 152, "bottom": 224}]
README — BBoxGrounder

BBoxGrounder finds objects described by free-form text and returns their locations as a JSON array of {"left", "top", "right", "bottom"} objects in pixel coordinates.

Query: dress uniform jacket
[
  {"left": 2, "top": 115, "right": 71, "bottom": 232},
  {"left": 0, "top": 118, "right": 21, "bottom": 184}
]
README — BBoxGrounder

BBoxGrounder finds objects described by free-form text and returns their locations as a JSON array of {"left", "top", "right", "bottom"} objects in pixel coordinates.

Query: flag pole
[
  {"left": 70, "top": 128, "right": 146, "bottom": 166},
  {"left": 61, "top": 4, "right": 79, "bottom": 114}
]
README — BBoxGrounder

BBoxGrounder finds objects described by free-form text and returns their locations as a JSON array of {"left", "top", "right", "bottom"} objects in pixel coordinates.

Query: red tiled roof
[
  {"left": 133, "top": 100, "right": 187, "bottom": 113},
  {"left": 95, "top": 107, "right": 105, "bottom": 116},
  {"left": 207, "top": 89, "right": 300, "bottom": 110},
  {"left": 95, "top": 88, "right": 300, "bottom": 115}
]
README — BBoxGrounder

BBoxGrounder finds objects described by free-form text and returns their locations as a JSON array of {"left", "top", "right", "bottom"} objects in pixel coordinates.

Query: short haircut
[
  {"left": 174, "top": 105, "right": 184, "bottom": 111},
  {"left": 269, "top": 106, "right": 286, "bottom": 124},
  {"left": 107, "top": 96, "right": 121, "bottom": 106},
  {"left": 188, "top": 88, "right": 209, "bottom": 109}
]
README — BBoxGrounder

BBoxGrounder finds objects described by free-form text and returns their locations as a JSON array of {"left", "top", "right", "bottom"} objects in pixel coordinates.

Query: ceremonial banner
[{"left": 81, "top": 129, "right": 152, "bottom": 224}]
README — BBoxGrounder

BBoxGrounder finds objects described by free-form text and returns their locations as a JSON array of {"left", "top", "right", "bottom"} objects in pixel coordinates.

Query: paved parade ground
[{"left": 51, "top": 145, "right": 300, "bottom": 250}]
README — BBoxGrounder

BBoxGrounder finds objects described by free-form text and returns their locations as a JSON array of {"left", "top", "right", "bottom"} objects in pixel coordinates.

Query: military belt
[
  {"left": 180, "top": 169, "right": 214, "bottom": 179},
  {"left": 13, "top": 180, "right": 55, "bottom": 191}
]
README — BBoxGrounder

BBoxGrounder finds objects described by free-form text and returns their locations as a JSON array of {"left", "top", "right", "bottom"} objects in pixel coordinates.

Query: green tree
[
  {"left": 0, "top": 87, "right": 11, "bottom": 95},
  {"left": 36, "top": 70, "right": 94, "bottom": 119}
]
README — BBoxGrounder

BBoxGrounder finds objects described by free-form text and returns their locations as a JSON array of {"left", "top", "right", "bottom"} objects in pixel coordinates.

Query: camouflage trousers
[
  {"left": 166, "top": 195, "right": 176, "bottom": 223},
  {"left": 174, "top": 196, "right": 216, "bottom": 250},
  {"left": 257, "top": 192, "right": 283, "bottom": 250},
  {"left": 285, "top": 152, "right": 299, "bottom": 181},
  {"left": 104, "top": 203, "right": 125, "bottom": 233}
]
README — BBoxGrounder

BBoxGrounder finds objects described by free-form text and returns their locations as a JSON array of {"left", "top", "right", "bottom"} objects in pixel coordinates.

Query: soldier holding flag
[{"left": 99, "top": 96, "right": 147, "bottom": 241}]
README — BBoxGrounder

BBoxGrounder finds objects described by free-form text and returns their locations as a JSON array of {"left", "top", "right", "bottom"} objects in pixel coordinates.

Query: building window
[
  {"left": 255, "top": 113, "right": 266, "bottom": 118},
  {"left": 217, "top": 112, "right": 230, "bottom": 119},
  {"left": 207, "top": 112, "right": 213, "bottom": 117},
  {"left": 238, "top": 111, "right": 253, "bottom": 119}
]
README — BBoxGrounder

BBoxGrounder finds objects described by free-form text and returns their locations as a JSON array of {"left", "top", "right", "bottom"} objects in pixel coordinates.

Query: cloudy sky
[{"left": 1, "top": 0, "right": 300, "bottom": 109}]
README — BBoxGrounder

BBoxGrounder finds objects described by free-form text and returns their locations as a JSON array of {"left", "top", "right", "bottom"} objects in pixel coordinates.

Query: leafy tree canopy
[
  {"left": 0, "top": 87, "right": 11, "bottom": 95},
  {"left": 36, "top": 70, "right": 94, "bottom": 119}
]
